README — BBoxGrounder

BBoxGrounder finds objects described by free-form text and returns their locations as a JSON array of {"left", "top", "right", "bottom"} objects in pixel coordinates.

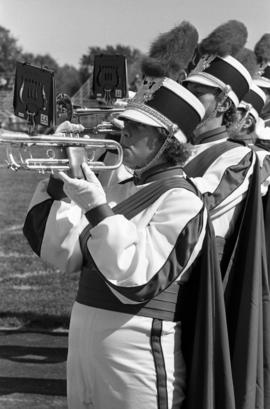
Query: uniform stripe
[
  {"left": 206, "top": 151, "right": 254, "bottom": 211},
  {"left": 23, "top": 199, "right": 54, "bottom": 256},
  {"left": 91, "top": 208, "right": 204, "bottom": 303},
  {"left": 113, "top": 177, "right": 197, "bottom": 219},
  {"left": 150, "top": 319, "right": 168, "bottom": 409},
  {"left": 259, "top": 153, "right": 270, "bottom": 184},
  {"left": 184, "top": 141, "right": 237, "bottom": 178},
  {"left": 79, "top": 176, "right": 197, "bottom": 254}
]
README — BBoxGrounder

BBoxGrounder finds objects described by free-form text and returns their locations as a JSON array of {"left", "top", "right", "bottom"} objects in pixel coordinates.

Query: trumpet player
[{"left": 23, "top": 77, "right": 232, "bottom": 409}]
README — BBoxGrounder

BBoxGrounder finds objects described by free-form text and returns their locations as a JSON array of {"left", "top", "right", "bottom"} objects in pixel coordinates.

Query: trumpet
[
  {"left": 0, "top": 131, "right": 123, "bottom": 175},
  {"left": 1, "top": 64, "right": 128, "bottom": 175},
  {"left": 56, "top": 92, "right": 125, "bottom": 130}
]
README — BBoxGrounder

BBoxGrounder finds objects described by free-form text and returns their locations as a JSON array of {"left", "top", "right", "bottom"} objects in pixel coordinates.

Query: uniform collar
[
  {"left": 134, "top": 164, "right": 184, "bottom": 185},
  {"left": 194, "top": 126, "right": 228, "bottom": 144}
]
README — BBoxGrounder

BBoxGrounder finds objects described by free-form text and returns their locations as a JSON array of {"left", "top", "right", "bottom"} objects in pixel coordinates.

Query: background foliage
[{"left": 0, "top": 25, "right": 144, "bottom": 95}]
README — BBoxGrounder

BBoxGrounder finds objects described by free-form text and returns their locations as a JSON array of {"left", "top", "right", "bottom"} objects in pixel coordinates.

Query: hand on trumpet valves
[
  {"left": 110, "top": 116, "right": 125, "bottom": 130},
  {"left": 58, "top": 162, "right": 107, "bottom": 212},
  {"left": 55, "top": 120, "right": 85, "bottom": 134}
]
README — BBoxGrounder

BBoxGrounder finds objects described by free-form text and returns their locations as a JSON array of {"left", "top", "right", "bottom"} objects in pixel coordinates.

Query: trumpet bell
[{"left": 0, "top": 132, "right": 123, "bottom": 174}]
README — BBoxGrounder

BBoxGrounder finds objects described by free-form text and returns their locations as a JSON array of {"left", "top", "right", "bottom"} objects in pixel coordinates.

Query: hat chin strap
[
  {"left": 229, "top": 104, "right": 252, "bottom": 135},
  {"left": 133, "top": 137, "right": 171, "bottom": 179}
]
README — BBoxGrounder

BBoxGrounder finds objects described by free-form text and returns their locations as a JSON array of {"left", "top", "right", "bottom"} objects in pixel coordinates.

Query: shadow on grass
[
  {"left": 0, "top": 328, "right": 68, "bottom": 396},
  {"left": 0, "top": 377, "right": 66, "bottom": 396},
  {"left": 0, "top": 311, "right": 70, "bottom": 330},
  {"left": 0, "top": 345, "right": 67, "bottom": 396},
  {"left": 0, "top": 345, "right": 67, "bottom": 364}
]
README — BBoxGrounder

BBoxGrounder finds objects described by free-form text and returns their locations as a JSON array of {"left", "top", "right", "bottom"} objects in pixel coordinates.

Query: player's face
[
  {"left": 120, "top": 120, "right": 164, "bottom": 169},
  {"left": 185, "top": 82, "right": 220, "bottom": 118}
]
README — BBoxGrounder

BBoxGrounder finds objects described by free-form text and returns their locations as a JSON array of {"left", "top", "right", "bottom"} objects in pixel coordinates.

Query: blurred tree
[
  {"left": 21, "top": 54, "right": 81, "bottom": 96},
  {"left": 0, "top": 25, "right": 22, "bottom": 88},
  {"left": 55, "top": 64, "right": 81, "bottom": 96},
  {"left": 21, "top": 52, "right": 59, "bottom": 72},
  {"left": 0, "top": 24, "right": 144, "bottom": 99}
]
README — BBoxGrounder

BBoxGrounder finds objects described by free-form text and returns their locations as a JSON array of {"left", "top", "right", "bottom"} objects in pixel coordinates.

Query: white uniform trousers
[{"left": 67, "top": 302, "right": 186, "bottom": 409}]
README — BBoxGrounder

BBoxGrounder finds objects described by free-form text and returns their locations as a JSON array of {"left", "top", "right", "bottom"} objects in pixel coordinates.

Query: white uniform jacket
[
  {"left": 184, "top": 127, "right": 256, "bottom": 240},
  {"left": 23, "top": 168, "right": 208, "bottom": 315}
]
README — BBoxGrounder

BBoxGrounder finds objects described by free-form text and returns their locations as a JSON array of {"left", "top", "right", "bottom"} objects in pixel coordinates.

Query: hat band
[
  {"left": 126, "top": 101, "right": 179, "bottom": 134},
  {"left": 243, "top": 90, "right": 265, "bottom": 116}
]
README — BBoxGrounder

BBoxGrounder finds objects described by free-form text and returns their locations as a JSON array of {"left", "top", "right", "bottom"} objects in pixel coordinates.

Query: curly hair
[
  {"left": 227, "top": 109, "right": 256, "bottom": 140},
  {"left": 157, "top": 128, "right": 191, "bottom": 166},
  {"left": 222, "top": 103, "right": 238, "bottom": 129}
]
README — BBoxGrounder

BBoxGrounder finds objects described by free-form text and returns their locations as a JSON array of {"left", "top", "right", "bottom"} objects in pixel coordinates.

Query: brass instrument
[
  {"left": 0, "top": 131, "right": 123, "bottom": 174},
  {"left": 56, "top": 92, "right": 125, "bottom": 131},
  {"left": 0, "top": 92, "right": 125, "bottom": 175},
  {"left": 1, "top": 60, "right": 128, "bottom": 176}
]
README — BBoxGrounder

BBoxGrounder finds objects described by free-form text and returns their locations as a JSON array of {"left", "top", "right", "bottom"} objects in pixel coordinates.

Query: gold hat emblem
[
  {"left": 190, "top": 54, "right": 216, "bottom": 75},
  {"left": 131, "top": 77, "right": 164, "bottom": 104}
]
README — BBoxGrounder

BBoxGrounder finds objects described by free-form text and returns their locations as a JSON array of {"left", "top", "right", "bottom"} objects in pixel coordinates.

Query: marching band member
[
  {"left": 254, "top": 33, "right": 270, "bottom": 127},
  {"left": 181, "top": 21, "right": 256, "bottom": 276},
  {"left": 23, "top": 78, "right": 234, "bottom": 409},
  {"left": 182, "top": 23, "right": 270, "bottom": 408},
  {"left": 228, "top": 82, "right": 266, "bottom": 146},
  {"left": 254, "top": 69, "right": 270, "bottom": 128},
  {"left": 98, "top": 20, "right": 199, "bottom": 188},
  {"left": 138, "top": 21, "right": 257, "bottom": 276},
  {"left": 228, "top": 83, "right": 270, "bottom": 194}
]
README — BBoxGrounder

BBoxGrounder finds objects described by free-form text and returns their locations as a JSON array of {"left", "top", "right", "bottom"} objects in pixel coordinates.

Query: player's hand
[
  {"left": 58, "top": 163, "right": 106, "bottom": 211},
  {"left": 56, "top": 120, "right": 85, "bottom": 134}
]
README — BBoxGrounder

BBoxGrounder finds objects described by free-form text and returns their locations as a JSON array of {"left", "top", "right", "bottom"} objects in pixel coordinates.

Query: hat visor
[
  {"left": 184, "top": 74, "right": 238, "bottom": 106},
  {"left": 118, "top": 109, "right": 164, "bottom": 128},
  {"left": 119, "top": 109, "right": 187, "bottom": 143},
  {"left": 184, "top": 74, "right": 222, "bottom": 89},
  {"left": 238, "top": 102, "right": 259, "bottom": 122}
]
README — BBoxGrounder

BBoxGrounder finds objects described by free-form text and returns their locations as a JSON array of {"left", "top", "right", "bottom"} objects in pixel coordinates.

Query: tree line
[{"left": 0, "top": 25, "right": 144, "bottom": 97}]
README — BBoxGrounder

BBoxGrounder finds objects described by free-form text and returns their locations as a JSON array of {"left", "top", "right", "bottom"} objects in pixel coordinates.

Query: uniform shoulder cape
[
  {"left": 223, "top": 158, "right": 270, "bottom": 409},
  {"left": 184, "top": 153, "right": 270, "bottom": 409}
]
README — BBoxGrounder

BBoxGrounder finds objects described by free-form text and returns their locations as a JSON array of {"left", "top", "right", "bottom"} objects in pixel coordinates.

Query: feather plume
[
  {"left": 235, "top": 48, "right": 258, "bottom": 76},
  {"left": 141, "top": 21, "right": 198, "bottom": 79},
  {"left": 141, "top": 56, "right": 166, "bottom": 78},
  {"left": 199, "top": 20, "right": 248, "bottom": 57}
]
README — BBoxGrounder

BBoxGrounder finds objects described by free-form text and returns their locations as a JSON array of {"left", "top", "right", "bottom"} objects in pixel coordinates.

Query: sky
[{"left": 0, "top": 0, "right": 269, "bottom": 69}]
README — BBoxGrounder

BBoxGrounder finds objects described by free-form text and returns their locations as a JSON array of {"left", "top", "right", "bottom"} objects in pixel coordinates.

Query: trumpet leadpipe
[
  {"left": 73, "top": 107, "right": 125, "bottom": 117},
  {"left": 0, "top": 132, "right": 123, "bottom": 173}
]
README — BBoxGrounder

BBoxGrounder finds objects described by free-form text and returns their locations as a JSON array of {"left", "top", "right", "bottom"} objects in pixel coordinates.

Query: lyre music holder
[
  {"left": 92, "top": 54, "right": 128, "bottom": 105},
  {"left": 13, "top": 62, "right": 56, "bottom": 133}
]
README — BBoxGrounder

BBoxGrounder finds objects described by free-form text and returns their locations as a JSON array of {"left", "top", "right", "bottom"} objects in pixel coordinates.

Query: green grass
[{"left": 0, "top": 149, "right": 78, "bottom": 329}]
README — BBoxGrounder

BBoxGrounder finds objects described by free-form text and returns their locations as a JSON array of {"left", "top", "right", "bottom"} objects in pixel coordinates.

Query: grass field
[{"left": 0, "top": 147, "right": 78, "bottom": 329}]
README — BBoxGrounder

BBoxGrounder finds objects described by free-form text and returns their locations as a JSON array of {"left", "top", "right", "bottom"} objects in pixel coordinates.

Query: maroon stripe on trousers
[{"left": 150, "top": 318, "right": 168, "bottom": 409}]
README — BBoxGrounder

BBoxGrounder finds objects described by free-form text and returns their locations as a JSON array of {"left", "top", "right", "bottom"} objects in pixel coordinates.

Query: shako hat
[
  {"left": 238, "top": 82, "right": 266, "bottom": 121},
  {"left": 119, "top": 77, "right": 205, "bottom": 142},
  {"left": 183, "top": 20, "right": 252, "bottom": 106},
  {"left": 185, "top": 55, "right": 252, "bottom": 107}
]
